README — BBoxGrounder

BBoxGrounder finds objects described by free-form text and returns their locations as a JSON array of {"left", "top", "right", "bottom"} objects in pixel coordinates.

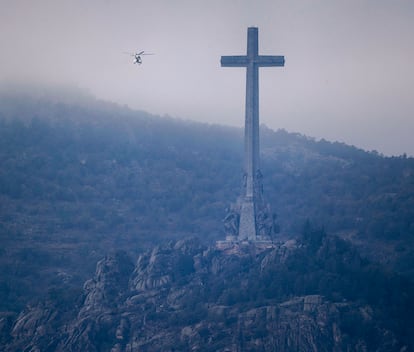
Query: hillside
[{"left": 0, "top": 88, "right": 414, "bottom": 316}]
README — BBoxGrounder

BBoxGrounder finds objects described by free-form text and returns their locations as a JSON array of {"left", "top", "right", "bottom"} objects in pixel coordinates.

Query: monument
[{"left": 221, "top": 27, "right": 284, "bottom": 243}]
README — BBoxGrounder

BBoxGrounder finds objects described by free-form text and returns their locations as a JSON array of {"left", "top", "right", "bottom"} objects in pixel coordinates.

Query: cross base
[
  {"left": 238, "top": 197, "right": 257, "bottom": 241},
  {"left": 223, "top": 194, "right": 277, "bottom": 243}
]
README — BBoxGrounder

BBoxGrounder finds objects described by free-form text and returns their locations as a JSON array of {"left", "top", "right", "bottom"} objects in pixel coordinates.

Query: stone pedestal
[{"left": 238, "top": 197, "right": 256, "bottom": 241}]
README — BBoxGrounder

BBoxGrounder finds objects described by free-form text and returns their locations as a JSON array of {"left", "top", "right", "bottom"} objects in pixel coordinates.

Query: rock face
[{"left": 1, "top": 237, "right": 411, "bottom": 351}]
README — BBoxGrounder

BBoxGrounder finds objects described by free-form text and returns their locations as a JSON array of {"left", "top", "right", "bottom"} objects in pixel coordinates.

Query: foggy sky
[{"left": 1, "top": 0, "right": 413, "bottom": 156}]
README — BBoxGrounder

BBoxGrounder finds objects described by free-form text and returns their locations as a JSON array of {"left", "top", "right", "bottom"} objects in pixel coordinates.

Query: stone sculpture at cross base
[
  {"left": 223, "top": 175, "right": 280, "bottom": 243},
  {"left": 220, "top": 27, "right": 284, "bottom": 243}
]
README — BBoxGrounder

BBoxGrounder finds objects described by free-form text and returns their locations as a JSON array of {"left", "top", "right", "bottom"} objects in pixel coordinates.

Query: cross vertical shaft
[
  {"left": 245, "top": 27, "right": 259, "bottom": 199},
  {"left": 221, "top": 27, "right": 284, "bottom": 241}
]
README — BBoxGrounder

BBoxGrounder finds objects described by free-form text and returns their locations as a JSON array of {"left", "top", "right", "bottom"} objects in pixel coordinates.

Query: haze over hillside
[
  {"left": 0, "top": 87, "right": 414, "bottom": 350},
  {"left": 2, "top": 1, "right": 414, "bottom": 156}
]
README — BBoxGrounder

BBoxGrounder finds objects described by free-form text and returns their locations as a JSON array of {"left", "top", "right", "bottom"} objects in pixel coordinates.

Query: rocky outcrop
[
  {"left": 1, "top": 237, "right": 410, "bottom": 351},
  {"left": 129, "top": 239, "right": 199, "bottom": 292}
]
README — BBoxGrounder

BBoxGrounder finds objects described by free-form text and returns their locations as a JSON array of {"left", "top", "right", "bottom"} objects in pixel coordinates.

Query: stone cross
[{"left": 221, "top": 27, "right": 284, "bottom": 241}]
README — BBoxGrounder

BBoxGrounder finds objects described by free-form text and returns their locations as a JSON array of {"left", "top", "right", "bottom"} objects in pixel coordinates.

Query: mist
[{"left": 1, "top": 0, "right": 413, "bottom": 155}]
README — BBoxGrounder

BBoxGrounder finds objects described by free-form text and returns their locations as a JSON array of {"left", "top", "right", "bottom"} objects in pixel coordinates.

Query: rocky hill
[
  {"left": 1, "top": 87, "right": 414, "bottom": 350},
  {"left": 2, "top": 231, "right": 413, "bottom": 351}
]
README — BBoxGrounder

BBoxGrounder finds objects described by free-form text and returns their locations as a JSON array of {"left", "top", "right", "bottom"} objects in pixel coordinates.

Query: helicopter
[{"left": 124, "top": 51, "right": 154, "bottom": 65}]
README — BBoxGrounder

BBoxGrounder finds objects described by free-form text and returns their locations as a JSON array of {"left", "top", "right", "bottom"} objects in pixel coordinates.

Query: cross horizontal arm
[
  {"left": 221, "top": 56, "right": 248, "bottom": 67},
  {"left": 256, "top": 55, "right": 285, "bottom": 67},
  {"left": 221, "top": 55, "right": 285, "bottom": 67}
]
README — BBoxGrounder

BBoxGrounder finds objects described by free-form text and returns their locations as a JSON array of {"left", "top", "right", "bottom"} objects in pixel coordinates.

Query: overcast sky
[{"left": 1, "top": 0, "right": 413, "bottom": 156}]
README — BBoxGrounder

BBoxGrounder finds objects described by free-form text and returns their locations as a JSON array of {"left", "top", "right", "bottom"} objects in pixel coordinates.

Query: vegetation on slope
[{"left": 0, "top": 89, "right": 414, "bottom": 314}]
